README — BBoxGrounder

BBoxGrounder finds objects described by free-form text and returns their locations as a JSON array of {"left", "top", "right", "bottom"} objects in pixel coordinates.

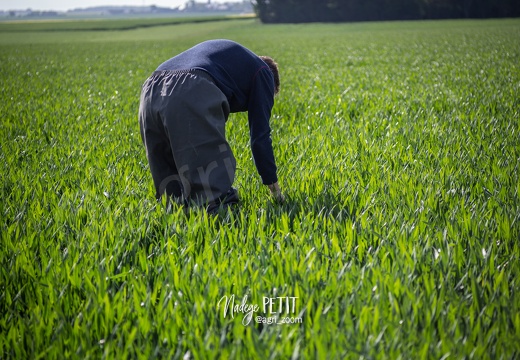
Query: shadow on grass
[
  {"left": 210, "top": 187, "right": 359, "bottom": 232},
  {"left": 136, "top": 186, "right": 360, "bottom": 243},
  {"left": 260, "top": 188, "right": 354, "bottom": 220}
]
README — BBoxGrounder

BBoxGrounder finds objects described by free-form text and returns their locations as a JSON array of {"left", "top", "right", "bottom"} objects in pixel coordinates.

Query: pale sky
[{"left": 0, "top": 0, "right": 244, "bottom": 12}]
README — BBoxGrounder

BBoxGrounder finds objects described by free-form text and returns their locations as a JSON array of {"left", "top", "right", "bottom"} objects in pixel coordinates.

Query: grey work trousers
[{"left": 139, "top": 69, "right": 237, "bottom": 207}]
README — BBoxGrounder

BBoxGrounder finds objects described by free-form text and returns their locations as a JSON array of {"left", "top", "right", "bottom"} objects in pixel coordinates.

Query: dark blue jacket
[{"left": 157, "top": 39, "right": 277, "bottom": 185}]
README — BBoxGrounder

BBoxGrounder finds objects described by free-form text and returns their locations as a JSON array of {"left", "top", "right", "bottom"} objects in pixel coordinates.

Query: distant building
[{"left": 0, "top": 1, "right": 253, "bottom": 19}]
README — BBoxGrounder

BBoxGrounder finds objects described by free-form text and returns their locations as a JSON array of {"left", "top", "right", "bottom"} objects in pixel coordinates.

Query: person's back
[{"left": 157, "top": 39, "right": 270, "bottom": 113}]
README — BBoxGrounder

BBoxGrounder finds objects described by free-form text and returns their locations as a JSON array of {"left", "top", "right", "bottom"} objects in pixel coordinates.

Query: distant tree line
[{"left": 253, "top": 0, "right": 520, "bottom": 23}]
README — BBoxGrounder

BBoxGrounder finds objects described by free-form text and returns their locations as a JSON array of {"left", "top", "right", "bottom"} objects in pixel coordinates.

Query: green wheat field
[{"left": 1, "top": 16, "right": 519, "bottom": 359}]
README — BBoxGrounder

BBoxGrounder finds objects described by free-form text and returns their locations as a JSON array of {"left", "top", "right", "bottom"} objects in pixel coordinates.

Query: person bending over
[{"left": 139, "top": 39, "right": 284, "bottom": 213}]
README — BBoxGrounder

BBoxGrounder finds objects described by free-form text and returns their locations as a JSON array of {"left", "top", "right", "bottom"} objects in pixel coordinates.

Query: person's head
[{"left": 259, "top": 56, "right": 280, "bottom": 95}]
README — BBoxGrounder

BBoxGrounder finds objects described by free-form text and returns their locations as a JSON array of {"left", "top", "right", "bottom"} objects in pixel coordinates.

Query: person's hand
[{"left": 267, "top": 182, "right": 285, "bottom": 203}]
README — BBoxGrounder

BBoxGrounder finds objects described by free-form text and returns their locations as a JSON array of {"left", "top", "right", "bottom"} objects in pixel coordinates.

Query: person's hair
[{"left": 259, "top": 56, "right": 280, "bottom": 95}]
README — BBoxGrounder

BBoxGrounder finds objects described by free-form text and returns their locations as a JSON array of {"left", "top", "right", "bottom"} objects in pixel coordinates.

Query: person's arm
[{"left": 248, "top": 67, "right": 284, "bottom": 203}]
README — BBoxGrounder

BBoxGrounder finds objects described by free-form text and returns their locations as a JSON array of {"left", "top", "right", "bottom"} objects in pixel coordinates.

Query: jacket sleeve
[{"left": 247, "top": 66, "right": 278, "bottom": 185}]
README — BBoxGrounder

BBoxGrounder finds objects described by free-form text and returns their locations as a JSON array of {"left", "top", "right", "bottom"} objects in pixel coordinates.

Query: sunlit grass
[{"left": 1, "top": 18, "right": 519, "bottom": 359}]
